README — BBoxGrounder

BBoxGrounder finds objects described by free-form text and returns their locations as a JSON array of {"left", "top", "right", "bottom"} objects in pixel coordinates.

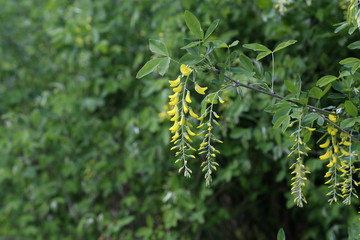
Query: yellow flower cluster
[
  {"left": 167, "top": 64, "right": 201, "bottom": 177},
  {"left": 320, "top": 122, "right": 359, "bottom": 204},
  {"left": 287, "top": 117, "right": 313, "bottom": 207},
  {"left": 197, "top": 91, "right": 224, "bottom": 187}
]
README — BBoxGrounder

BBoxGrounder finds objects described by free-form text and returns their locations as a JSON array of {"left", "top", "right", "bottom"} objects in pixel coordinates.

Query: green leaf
[
  {"left": 345, "top": 100, "right": 358, "bottom": 117},
  {"left": 243, "top": 43, "right": 271, "bottom": 52},
  {"left": 149, "top": 39, "right": 168, "bottom": 56},
  {"left": 211, "top": 40, "right": 228, "bottom": 48},
  {"left": 334, "top": 22, "right": 348, "bottom": 33},
  {"left": 229, "top": 40, "right": 239, "bottom": 47},
  {"left": 239, "top": 55, "right": 253, "bottom": 72},
  {"left": 179, "top": 54, "right": 203, "bottom": 64},
  {"left": 339, "top": 57, "right": 360, "bottom": 65},
  {"left": 272, "top": 103, "right": 292, "bottom": 124},
  {"left": 351, "top": 61, "right": 360, "bottom": 73},
  {"left": 158, "top": 57, "right": 170, "bottom": 76},
  {"left": 284, "top": 80, "right": 297, "bottom": 94},
  {"left": 184, "top": 10, "right": 203, "bottom": 39},
  {"left": 273, "top": 40, "right": 297, "bottom": 53},
  {"left": 282, "top": 115, "right": 290, "bottom": 133},
  {"left": 136, "top": 58, "right": 163, "bottom": 78},
  {"left": 256, "top": 51, "right": 272, "bottom": 61},
  {"left": 309, "top": 87, "right": 323, "bottom": 99},
  {"left": 204, "top": 19, "right": 219, "bottom": 41},
  {"left": 181, "top": 41, "right": 202, "bottom": 49},
  {"left": 277, "top": 228, "right": 285, "bottom": 240},
  {"left": 302, "top": 113, "right": 319, "bottom": 125},
  {"left": 340, "top": 118, "right": 358, "bottom": 128},
  {"left": 274, "top": 115, "right": 290, "bottom": 132},
  {"left": 316, "top": 75, "right": 337, "bottom": 87},
  {"left": 348, "top": 41, "right": 360, "bottom": 50},
  {"left": 303, "top": 131, "right": 312, "bottom": 143}
]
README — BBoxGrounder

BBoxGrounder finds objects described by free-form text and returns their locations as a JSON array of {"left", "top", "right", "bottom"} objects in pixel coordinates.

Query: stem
[
  {"left": 271, "top": 52, "right": 275, "bottom": 93},
  {"left": 214, "top": 69, "right": 333, "bottom": 115}
]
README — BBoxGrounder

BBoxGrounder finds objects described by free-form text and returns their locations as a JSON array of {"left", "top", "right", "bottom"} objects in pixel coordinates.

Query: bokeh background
[{"left": 0, "top": 0, "right": 359, "bottom": 239}]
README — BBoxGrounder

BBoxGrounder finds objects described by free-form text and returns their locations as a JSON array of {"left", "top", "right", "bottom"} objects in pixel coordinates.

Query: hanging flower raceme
[
  {"left": 287, "top": 109, "right": 311, "bottom": 207},
  {"left": 167, "top": 65, "right": 199, "bottom": 178},
  {"left": 197, "top": 90, "right": 225, "bottom": 187}
]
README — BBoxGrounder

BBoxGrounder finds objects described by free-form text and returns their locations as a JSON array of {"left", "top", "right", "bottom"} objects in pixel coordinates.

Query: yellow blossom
[
  {"left": 173, "top": 84, "right": 183, "bottom": 93},
  {"left": 332, "top": 155, "right": 338, "bottom": 164},
  {"left": 169, "top": 121, "right": 179, "bottom": 133},
  {"left": 199, "top": 142, "right": 207, "bottom": 148},
  {"left": 171, "top": 131, "right": 179, "bottom": 142},
  {"left": 320, "top": 150, "right": 332, "bottom": 160},
  {"left": 308, "top": 128, "right": 316, "bottom": 132},
  {"left": 169, "top": 92, "right": 178, "bottom": 100},
  {"left": 169, "top": 77, "right": 181, "bottom": 87},
  {"left": 340, "top": 148, "right": 350, "bottom": 156},
  {"left": 185, "top": 91, "right": 192, "bottom": 103},
  {"left": 183, "top": 103, "right": 189, "bottom": 114},
  {"left": 179, "top": 116, "right": 185, "bottom": 126},
  {"left": 319, "top": 138, "right": 330, "bottom": 148},
  {"left": 180, "top": 64, "right": 192, "bottom": 76},
  {"left": 187, "top": 128, "right": 196, "bottom": 136},
  {"left": 195, "top": 83, "right": 208, "bottom": 95},
  {"left": 170, "top": 112, "right": 179, "bottom": 121},
  {"left": 189, "top": 109, "right": 199, "bottom": 119},
  {"left": 169, "top": 96, "right": 179, "bottom": 106},
  {"left": 326, "top": 161, "right": 334, "bottom": 168},
  {"left": 334, "top": 144, "right": 339, "bottom": 153},
  {"left": 329, "top": 114, "right": 336, "bottom": 122},
  {"left": 167, "top": 105, "right": 178, "bottom": 116},
  {"left": 184, "top": 134, "right": 193, "bottom": 142}
]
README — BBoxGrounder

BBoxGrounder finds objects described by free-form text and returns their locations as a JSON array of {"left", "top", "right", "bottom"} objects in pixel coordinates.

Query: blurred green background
[{"left": 0, "top": 0, "right": 359, "bottom": 239}]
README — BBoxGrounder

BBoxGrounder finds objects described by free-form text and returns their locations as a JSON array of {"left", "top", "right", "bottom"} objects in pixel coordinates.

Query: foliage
[{"left": 1, "top": 0, "right": 360, "bottom": 239}]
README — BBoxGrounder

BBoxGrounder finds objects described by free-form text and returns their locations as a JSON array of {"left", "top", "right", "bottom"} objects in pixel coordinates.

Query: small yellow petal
[
  {"left": 187, "top": 128, "right": 196, "bottom": 136},
  {"left": 173, "top": 84, "right": 183, "bottom": 93},
  {"left": 329, "top": 114, "right": 336, "bottom": 122},
  {"left": 180, "top": 64, "right": 192, "bottom": 76},
  {"left": 170, "top": 112, "right": 179, "bottom": 121},
  {"left": 169, "top": 77, "right": 181, "bottom": 87},
  {"left": 185, "top": 91, "right": 192, "bottom": 103},
  {"left": 179, "top": 116, "right": 185, "bottom": 126},
  {"left": 189, "top": 109, "right": 199, "bottom": 119},
  {"left": 195, "top": 83, "right": 208, "bottom": 95},
  {"left": 320, "top": 150, "right": 332, "bottom": 160},
  {"left": 319, "top": 138, "right": 330, "bottom": 148},
  {"left": 169, "top": 96, "right": 179, "bottom": 106},
  {"left": 183, "top": 103, "right": 188, "bottom": 114},
  {"left": 167, "top": 105, "right": 178, "bottom": 116}
]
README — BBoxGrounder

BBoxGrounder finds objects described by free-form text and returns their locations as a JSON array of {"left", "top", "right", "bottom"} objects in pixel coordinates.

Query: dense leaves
[{"left": 0, "top": 0, "right": 359, "bottom": 239}]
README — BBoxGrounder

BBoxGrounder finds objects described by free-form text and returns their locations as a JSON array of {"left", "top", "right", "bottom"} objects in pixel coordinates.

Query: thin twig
[{"left": 311, "top": 108, "right": 360, "bottom": 145}]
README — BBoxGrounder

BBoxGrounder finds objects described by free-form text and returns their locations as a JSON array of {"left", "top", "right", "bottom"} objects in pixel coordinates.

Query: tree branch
[
  {"left": 216, "top": 69, "right": 333, "bottom": 115},
  {"left": 213, "top": 69, "right": 360, "bottom": 145}
]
